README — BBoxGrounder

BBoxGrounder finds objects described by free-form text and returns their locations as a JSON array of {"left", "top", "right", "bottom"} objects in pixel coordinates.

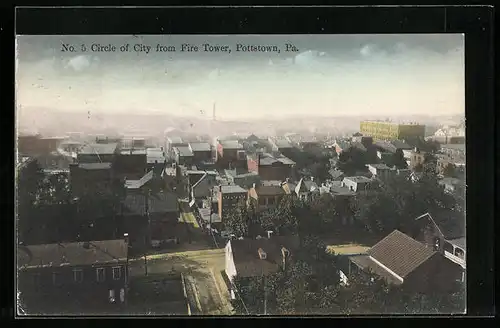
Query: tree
[
  {"left": 224, "top": 198, "right": 251, "bottom": 237},
  {"left": 442, "top": 163, "right": 456, "bottom": 178},
  {"left": 393, "top": 149, "right": 408, "bottom": 170}
]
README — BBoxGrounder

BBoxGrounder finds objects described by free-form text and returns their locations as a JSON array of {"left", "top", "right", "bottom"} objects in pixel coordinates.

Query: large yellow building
[{"left": 360, "top": 121, "right": 425, "bottom": 141}]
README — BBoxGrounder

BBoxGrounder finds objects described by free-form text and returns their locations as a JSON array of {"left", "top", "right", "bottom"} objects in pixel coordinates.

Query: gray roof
[
  {"left": 259, "top": 153, "right": 295, "bottom": 166},
  {"left": 120, "top": 149, "right": 147, "bottom": 155},
  {"left": 80, "top": 143, "right": 118, "bottom": 155},
  {"left": 295, "top": 178, "right": 319, "bottom": 194},
  {"left": 174, "top": 146, "right": 194, "bottom": 157},
  {"left": 271, "top": 138, "right": 293, "bottom": 149},
  {"left": 367, "top": 230, "right": 437, "bottom": 279},
  {"left": 391, "top": 140, "right": 412, "bottom": 150},
  {"left": 229, "top": 236, "right": 300, "bottom": 277},
  {"left": 197, "top": 208, "right": 221, "bottom": 223},
  {"left": 189, "top": 142, "right": 211, "bottom": 152},
  {"left": 447, "top": 237, "right": 465, "bottom": 249},
  {"left": 18, "top": 240, "right": 128, "bottom": 268},
  {"left": 440, "top": 144, "right": 465, "bottom": 152},
  {"left": 367, "top": 163, "right": 393, "bottom": 170},
  {"left": 78, "top": 162, "right": 112, "bottom": 170},
  {"left": 328, "top": 169, "right": 345, "bottom": 179},
  {"left": 148, "top": 192, "right": 178, "bottom": 213},
  {"left": 343, "top": 176, "right": 372, "bottom": 183},
  {"left": 167, "top": 136, "right": 184, "bottom": 144},
  {"left": 220, "top": 140, "right": 243, "bottom": 150},
  {"left": 220, "top": 185, "right": 247, "bottom": 194}
]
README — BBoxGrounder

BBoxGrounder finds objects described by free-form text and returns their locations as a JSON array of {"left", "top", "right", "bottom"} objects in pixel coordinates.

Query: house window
[
  {"left": 112, "top": 267, "right": 122, "bottom": 280},
  {"left": 52, "top": 272, "right": 62, "bottom": 286},
  {"left": 454, "top": 248, "right": 465, "bottom": 259},
  {"left": 96, "top": 268, "right": 106, "bottom": 282},
  {"left": 73, "top": 269, "right": 83, "bottom": 283},
  {"left": 268, "top": 197, "right": 275, "bottom": 205}
]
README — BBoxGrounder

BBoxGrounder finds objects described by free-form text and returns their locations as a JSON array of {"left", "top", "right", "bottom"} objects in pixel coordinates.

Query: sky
[{"left": 16, "top": 34, "right": 465, "bottom": 120}]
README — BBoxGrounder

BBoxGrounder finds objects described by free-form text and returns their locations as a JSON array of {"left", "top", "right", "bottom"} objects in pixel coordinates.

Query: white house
[{"left": 341, "top": 176, "right": 373, "bottom": 192}]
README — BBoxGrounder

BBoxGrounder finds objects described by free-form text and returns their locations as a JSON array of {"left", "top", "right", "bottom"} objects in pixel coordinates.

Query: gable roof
[
  {"left": 391, "top": 140, "right": 412, "bottom": 150},
  {"left": 328, "top": 169, "right": 345, "bottom": 179},
  {"left": 258, "top": 153, "right": 295, "bottom": 166},
  {"left": 367, "top": 230, "right": 436, "bottom": 279},
  {"left": 295, "top": 178, "right": 318, "bottom": 194},
  {"left": 174, "top": 146, "right": 194, "bottom": 157},
  {"left": 229, "top": 236, "right": 300, "bottom": 277},
  {"left": 18, "top": 240, "right": 128, "bottom": 269}
]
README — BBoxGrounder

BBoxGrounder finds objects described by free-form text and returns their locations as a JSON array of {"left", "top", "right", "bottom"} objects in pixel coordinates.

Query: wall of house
[
  {"left": 69, "top": 165, "right": 114, "bottom": 197},
  {"left": 114, "top": 154, "right": 147, "bottom": 179},
  {"left": 192, "top": 150, "right": 212, "bottom": 164},
  {"left": 259, "top": 164, "right": 293, "bottom": 181},
  {"left": 404, "top": 254, "right": 463, "bottom": 293},
  {"left": 225, "top": 242, "right": 237, "bottom": 282},
  {"left": 19, "top": 262, "right": 128, "bottom": 307}
]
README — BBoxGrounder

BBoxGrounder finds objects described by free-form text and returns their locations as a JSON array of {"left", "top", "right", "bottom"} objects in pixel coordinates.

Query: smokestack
[
  {"left": 124, "top": 233, "right": 129, "bottom": 244},
  {"left": 267, "top": 230, "right": 273, "bottom": 239}
]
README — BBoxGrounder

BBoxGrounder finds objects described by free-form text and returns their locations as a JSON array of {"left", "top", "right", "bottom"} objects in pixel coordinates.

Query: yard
[{"left": 127, "top": 273, "right": 189, "bottom": 315}]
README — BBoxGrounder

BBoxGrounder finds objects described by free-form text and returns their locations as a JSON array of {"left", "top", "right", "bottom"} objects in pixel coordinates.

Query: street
[{"left": 129, "top": 248, "right": 232, "bottom": 315}]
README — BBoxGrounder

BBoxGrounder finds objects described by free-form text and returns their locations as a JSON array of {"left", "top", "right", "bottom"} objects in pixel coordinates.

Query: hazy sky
[{"left": 16, "top": 34, "right": 464, "bottom": 120}]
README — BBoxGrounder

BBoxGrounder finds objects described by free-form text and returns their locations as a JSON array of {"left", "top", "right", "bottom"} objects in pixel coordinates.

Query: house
[
  {"left": 225, "top": 235, "right": 300, "bottom": 286},
  {"left": 294, "top": 177, "right": 319, "bottom": 201},
  {"left": 216, "top": 140, "right": 246, "bottom": 169},
  {"left": 187, "top": 170, "right": 218, "bottom": 205},
  {"left": 248, "top": 183, "right": 286, "bottom": 212},
  {"left": 173, "top": 146, "right": 194, "bottom": 167},
  {"left": 347, "top": 230, "right": 463, "bottom": 292},
  {"left": 440, "top": 144, "right": 465, "bottom": 157},
  {"left": 77, "top": 143, "right": 119, "bottom": 164},
  {"left": 328, "top": 169, "right": 345, "bottom": 181},
  {"left": 281, "top": 179, "right": 297, "bottom": 196},
  {"left": 225, "top": 170, "right": 261, "bottom": 189},
  {"left": 18, "top": 134, "right": 66, "bottom": 157},
  {"left": 121, "top": 192, "right": 180, "bottom": 249},
  {"left": 17, "top": 238, "right": 129, "bottom": 311},
  {"left": 69, "top": 162, "right": 115, "bottom": 198},
  {"left": 438, "top": 177, "right": 465, "bottom": 195},
  {"left": 247, "top": 153, "right": 295, "bottom": 181},
  {"left": 268, "top": 137, "right": 294, "bottom": 154},
  {"left": 188, "top": 142, "right": 212, "bottom": 164},
  {"left": 333, "top": 140, "right": 351, "bottom": 156},
  {"left": 146, "top": 148, "right": 166, "bottom": 174},
  {"left": 341, "top": 176, "right": 374, "bottom": 193},
  {"left": 409, "top": 148, "right": 427, "bottom": 171},
  {"left": 414, "top": 213, "right": 465, "bottom": 270},
  {"left": 436, "top": 153, "right": 466, "bottom": 176},
  {"left": 165, "top": 136, "right": 186, "bottom": 155},
  {"left": 366, "top": 164, "right": 396, "bottom": 180},
  {"left": 216, "top": 185, "right": 248, "bottom": 223},
  {"left": 115, "top": 148, "right": 147, "bottom": 180},
  {"left": 320, "top": 181, "right": 356, "bottom": 200}
]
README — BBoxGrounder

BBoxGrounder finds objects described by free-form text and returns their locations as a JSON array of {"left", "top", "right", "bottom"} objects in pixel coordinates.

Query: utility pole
[{"left": 144, "top": 253, "right": 148, "bottom": 276}]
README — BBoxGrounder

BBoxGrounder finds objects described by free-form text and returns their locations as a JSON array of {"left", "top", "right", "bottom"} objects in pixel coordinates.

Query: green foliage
[{"left": 224, "top": 198, "right": 251, "bottom": 237}]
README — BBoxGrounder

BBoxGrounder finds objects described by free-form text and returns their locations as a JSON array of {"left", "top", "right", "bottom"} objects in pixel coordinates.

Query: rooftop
[
  {"left": 18, "top": 239, "right": 128, "bottom": 269},
  {"left": 229, "top": 236, "right": 300, "bottom": 277},
  {"left": 125, "top": 170, "right": 154, "bottom": 189},
  {"left": 174, "top": 146, "right": 194, "bottom": 157},
  {"left": 366, "top": 163, "right": 393, "bottom": 170},
  {"left": 167, "top": 136, "right": 184, "bottom": 144},
  {"left": 343, "top": 176, "right": 373, "bottom": 183},
  {"left": 295, "top": 178, "right": 319, "bottom": 194},
  {"left": 146, "top": 148, "right": 166, "bottom": 163},
  {"left": 189, "top": 142, "right": 211, "bottom": 152},
  {"left": 219, "top": 140, "right": 243, "bottom": 150},
  {"left": 258, "top": 153, "right": 295, "bottom": 166},
  {"left": 220, "top": 185, "right": 247, "bottom": 194},
  {"left": 78, "top": 162, "right": 112, "bottom": 170},
  {"left": 447, "top": 237, "right": 465, "bottom": 250},
  {"left": 120, "top": 149, "right": 147, "bottom": 155},
  {"left": 80, "top": 143, "right": 118, "bottom": 155},
  {"left": 270, "top": 138, "right": 293, "bottom": 149},
  {"left": 367, "top": 230, "right": 436, "bottom": 279},
  {"left": 253, "top": 184, "right": 285, "bottom": 197}
]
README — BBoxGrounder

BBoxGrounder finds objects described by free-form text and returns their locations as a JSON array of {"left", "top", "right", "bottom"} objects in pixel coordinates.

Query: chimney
[
  {"left": 258, "top": 248, "right": 267, "bottom": 260},
  {"left": 252, "top": 183, "right": 256, "bottom": 189},
  {"left": 267, "top": 230, "right": 273, "bottom": 239},
  {"left": 281, "top": 247, "right": 290, "bottom": 270},
  {"left": 124, "top": 233, "right": 129, "bottom": 244}
]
